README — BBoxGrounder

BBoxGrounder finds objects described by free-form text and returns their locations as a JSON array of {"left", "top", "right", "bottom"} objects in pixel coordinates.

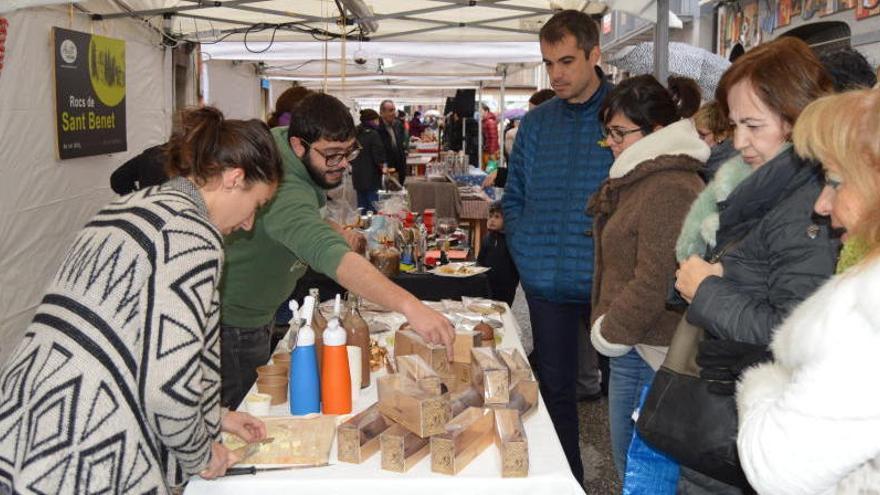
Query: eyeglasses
[
  {"left": 602, "top": 126, "right": 643, "bottom": 144},
  {"left": 301, "top": 139, "right": 362, "bottom": 167}
]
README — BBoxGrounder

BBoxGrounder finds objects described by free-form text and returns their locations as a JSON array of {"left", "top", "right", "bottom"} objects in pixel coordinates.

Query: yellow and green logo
[{"left": 88, "top": 34, "right": 125, "bottom": 107}]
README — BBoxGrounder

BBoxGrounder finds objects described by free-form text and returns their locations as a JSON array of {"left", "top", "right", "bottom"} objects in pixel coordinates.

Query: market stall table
[
  {"left": 458, "top": 186, "right": 492, "bottom": 256},
  {"left": 184, "top": 305, "right": 584, "bottom": 495},
  {"left": 289, "top": 268, "right": 489, "bottom": 305},
  {"left": 404, "top": 176, "right": 460, "bottom": 219}
]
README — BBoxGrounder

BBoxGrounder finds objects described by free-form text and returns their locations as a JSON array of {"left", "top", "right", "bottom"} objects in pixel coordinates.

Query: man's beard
[{"left": 302, "top": 150, "right": 343, "bottom": 190}]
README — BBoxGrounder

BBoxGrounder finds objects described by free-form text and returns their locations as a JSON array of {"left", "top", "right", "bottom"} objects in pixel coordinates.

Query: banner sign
[{"left": 53, "top": 27, "right": 126, "bottom": 159}]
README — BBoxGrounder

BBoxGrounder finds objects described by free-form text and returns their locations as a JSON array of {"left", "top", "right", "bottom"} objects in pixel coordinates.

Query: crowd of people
[
  {"left": 1, "top": 6, "right": 879, "bottom": 495},
  {"left": 499, "top": 8, "right": 880, "bottom": 495}
]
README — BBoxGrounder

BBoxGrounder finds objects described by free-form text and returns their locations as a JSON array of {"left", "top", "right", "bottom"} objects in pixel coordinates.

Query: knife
[{"left": 224, "top": 463, "right": 333, "bottom": 476}]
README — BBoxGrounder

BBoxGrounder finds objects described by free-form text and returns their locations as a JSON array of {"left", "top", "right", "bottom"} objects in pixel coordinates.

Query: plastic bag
[{"left": 622, "top": 385, "right": 679, "bottom": 495}]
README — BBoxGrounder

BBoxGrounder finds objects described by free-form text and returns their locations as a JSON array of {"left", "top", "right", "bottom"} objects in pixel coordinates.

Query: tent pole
[
  {"left": 653, "top": 0, "right": 670, "bottom": 86},
  {"left": 498, "top": 65, "right": 507, "bottom": 171},
  {"left": 477, "top": 81, "right": 483, "bottom": 170}
]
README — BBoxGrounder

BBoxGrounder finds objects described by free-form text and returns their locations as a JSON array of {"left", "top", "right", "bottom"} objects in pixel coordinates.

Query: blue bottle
[{"left": 290, "top": 295, "right": 320, "bottom": 415}]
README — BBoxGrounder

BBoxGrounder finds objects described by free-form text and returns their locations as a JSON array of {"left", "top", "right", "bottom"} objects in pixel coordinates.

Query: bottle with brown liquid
[
  {"left": 309, "top": 288, "right": 327, "bottom": 372},
  {"left": 342, "top": 293, "right": 371, "bottom": 388}
]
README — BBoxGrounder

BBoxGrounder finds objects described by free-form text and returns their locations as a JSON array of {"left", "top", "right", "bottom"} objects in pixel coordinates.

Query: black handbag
[{"left": 635, "top": 315, "right": 754, "bottom": 491}]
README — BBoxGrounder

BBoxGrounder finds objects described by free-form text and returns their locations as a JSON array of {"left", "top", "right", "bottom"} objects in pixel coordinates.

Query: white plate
[{"left": 429, "top": 263, "right": 490, "bottom": 278}]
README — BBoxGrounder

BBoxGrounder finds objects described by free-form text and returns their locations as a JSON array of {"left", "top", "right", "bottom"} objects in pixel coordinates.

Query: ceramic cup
[
  {"left": 256, "top": 363, "right": 288, "bottom": 378},
  {"left": 256, "top": 375, "right": 288, "bottom": 405},
  {"left": 272, "top": 352, "right": 291, "bottom": 368},
  {"left": 244, "top": 392, "right": 272, "bottom": 416}
]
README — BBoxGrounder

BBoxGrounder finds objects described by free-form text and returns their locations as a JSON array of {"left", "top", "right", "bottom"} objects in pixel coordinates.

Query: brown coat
[{"left": 588, "top": 155, "right": 704, "bottom": 346}]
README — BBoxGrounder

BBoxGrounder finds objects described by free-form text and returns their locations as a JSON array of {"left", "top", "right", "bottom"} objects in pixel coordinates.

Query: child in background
[{"left": 477, "top": 201, "right": 519, "bottom": 306}]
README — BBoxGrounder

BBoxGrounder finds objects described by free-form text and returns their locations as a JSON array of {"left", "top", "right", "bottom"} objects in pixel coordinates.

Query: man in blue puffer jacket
[{"left": 502, "top": 9, "right": 613, "bottom": 484}]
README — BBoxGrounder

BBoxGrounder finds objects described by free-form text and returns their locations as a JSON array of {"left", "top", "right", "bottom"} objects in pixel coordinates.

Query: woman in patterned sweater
[{"left": 0, "top": 107, "right": 281, "bottom": 494}]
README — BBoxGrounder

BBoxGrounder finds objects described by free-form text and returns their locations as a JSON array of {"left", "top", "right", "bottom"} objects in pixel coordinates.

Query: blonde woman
[{"left": 737, "top": 89, "right": 880, "bottom": 494}]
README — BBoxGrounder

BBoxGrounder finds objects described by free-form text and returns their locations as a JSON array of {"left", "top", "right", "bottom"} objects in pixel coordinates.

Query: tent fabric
[
  {"left": 2, "top": 0, "right": 680, "bottom": 41},
  {"left": 0, "top": 4, "right": 172, "bottom": 366},
  {"left": 202, "top": 40, "right": 543, "bottom": 94}
]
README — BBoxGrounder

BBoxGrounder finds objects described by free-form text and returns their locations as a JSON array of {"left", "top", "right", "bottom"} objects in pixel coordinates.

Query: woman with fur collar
[
  {"left": 672, "top": 37, "right": 839, "bottom": 493},
  {"left": 737, "top": 89, "right": 880, "bottom": 495},
  {"left": 587, "top": 74, "right": 708, "bottom": 479}
]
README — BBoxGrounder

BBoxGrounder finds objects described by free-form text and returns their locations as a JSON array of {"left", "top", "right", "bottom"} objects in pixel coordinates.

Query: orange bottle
[{"left": 320, "top": 311, "right": 352, "bottom": 414}]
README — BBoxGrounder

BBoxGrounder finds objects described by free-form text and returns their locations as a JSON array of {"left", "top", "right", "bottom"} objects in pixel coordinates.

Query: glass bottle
[{"left": 342, "top": 293, "right": 371, "bottom": 389}]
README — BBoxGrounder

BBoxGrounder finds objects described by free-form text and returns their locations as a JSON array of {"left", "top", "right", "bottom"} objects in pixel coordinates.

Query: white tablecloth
[{"left": 184, "top": 308, "right": 583, "bottom": 495}]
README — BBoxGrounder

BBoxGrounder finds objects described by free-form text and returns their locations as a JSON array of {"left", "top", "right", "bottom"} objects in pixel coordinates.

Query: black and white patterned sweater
[{"left": 0, "top": 177, "right": 223, "bottom": 494}]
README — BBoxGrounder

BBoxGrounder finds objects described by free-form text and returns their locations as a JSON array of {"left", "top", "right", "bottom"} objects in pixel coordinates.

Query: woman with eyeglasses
[
  {"left": 672, "top": 37, "right": 838, "bottom": 493},
  {"left": 586, "top": 74, "right": 708, "bottom": 480}
]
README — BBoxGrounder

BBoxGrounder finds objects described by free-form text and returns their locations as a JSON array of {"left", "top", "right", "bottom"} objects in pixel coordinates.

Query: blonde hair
[
  {"left": 693, "top": 101, "right": 732, "bottom": 142},
  {"left": 793, "top": 89, "right": 880, "bottom": 259}
]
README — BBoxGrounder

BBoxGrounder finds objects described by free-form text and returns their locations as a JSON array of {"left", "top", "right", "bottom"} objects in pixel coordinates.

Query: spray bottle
[
  {"left": 279, "top": 300, "right": 300, "bottom": 353},
  {"left": 289, "top": 295, "right": 320, "bottom": 415},
  {"left": 320, "top": 294, "right": 352, "bottom": 414}
]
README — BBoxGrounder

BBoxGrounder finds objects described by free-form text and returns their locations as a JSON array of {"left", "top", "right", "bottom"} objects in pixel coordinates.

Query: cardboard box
[
  {"left": 396, "top": 354, "right": 443, "bottom": 396},
  {"left": 452, "top": 330, "right": 481, "bottom": 363},
  {"left": 377, "top": 374, "right": 450, "bottom": 437},
  {"left": 494, "top": 408, "right": 529, "bottom": 477},
  {"left": 380, "top": 423, "right": 430, "bottom": 472},
  {"left": 394, "top": 329, "right": 449, "bottom": 375},
  {"left": 496, "top": 348, "right": 533, "bottom": 383},
  {"left": 337, "top": 402, "right": 393, "bottom": 464},
  {"left": 470, "top": 347, "right": 509, "bottom": 404},
  {"left": 430, "top": 407, "right": 495, "bottom": 475}
]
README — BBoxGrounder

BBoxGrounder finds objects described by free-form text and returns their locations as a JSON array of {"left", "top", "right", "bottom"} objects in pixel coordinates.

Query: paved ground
[{"left": 580, "top": 396, "right": 622, "bottom": 494}]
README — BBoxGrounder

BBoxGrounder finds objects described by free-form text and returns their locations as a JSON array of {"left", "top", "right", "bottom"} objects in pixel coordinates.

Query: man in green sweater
[{"left": 219, "top": 93, "right": 454, "bottom": 407}]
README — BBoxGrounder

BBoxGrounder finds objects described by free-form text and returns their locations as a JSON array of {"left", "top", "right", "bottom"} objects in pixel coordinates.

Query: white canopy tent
[
  {"left": 0, "top": 0, "right": 681, "bottom": 365},
  {"left": 202, "top": 41, "right": 543, "bottom": 102},
  {"left": 3, "top": 0, "right": 680, "bottom": 42}
]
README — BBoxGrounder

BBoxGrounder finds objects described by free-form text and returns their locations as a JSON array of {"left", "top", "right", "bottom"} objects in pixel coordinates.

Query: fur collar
[
  {"left": 674, "top": 143, "right": 797, "bottom": 262},
  {"left": 674, "top": 153, "right": 753, "bottom": 262},
  {"left": 609, "top": 119, "right": 710, "bottom": 179}
]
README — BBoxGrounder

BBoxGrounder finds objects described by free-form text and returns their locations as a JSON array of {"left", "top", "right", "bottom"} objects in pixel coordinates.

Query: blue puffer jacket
[{"left": 502, "top": 81, "right": 613, "bottom": 303}]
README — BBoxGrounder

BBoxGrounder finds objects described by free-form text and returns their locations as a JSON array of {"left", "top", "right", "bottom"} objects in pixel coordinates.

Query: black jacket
[
  {"left": 700, "top": 139, "right": 738, "bottom": 183},
  {"left": 477, "top": 231, "right": 519, "bottom": 306},
  {"left": 687, "top": 147, "right": 839, "bottom": 345},
  {"left": 351, "top": 125, "right": 386, "bottom": 192},
  {"left": 110, "top": 144, "right": 168, "bottom": 195},
  {"left": 379, "top": 119, "right": 407, "bottom": 184}
]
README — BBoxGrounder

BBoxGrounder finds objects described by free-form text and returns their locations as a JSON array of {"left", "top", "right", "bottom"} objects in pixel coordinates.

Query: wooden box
[
  {"left": 396, "top": 354, "right": 443, "bottom": 396},
  {"left": 470, "top": 347, "right": 509, "bottom": 404},
  {"left": 337, "top": 402, "right": 393, "bottom": 464},
  {"left": 380, "top": 423, "right": 430, "bottom": 472},
  {"left": 430, "top": 407, "right": 495, "bottom": 475},
  {"left": 394, "top": 329, "right": 449, "bottom": 375},
  {"left": 452, "top": 330, "right": 481, "bottom": 364},
  {"left": 494, "top": 408, "right": 529, "bottom": 477},
  {"left": 496, "top": 348, "right": 533, "bottom": 383},
  {"left": 377, "top": 374, "right": 450, "bottom": 437}
]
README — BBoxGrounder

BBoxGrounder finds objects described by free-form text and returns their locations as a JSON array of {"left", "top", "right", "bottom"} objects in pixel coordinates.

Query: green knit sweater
[{"left": 219, "top": 127, "right": 350, "bottom": 328}]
